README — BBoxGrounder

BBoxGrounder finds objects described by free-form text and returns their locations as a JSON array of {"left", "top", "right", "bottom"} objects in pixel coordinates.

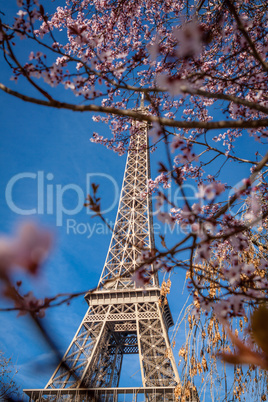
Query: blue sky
[{"left": 0, "top": 2, "right": 263, "bottom": 400}]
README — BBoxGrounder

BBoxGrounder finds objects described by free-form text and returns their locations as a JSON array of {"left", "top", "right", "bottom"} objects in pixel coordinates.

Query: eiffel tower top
[
  {"left": 97, "top": 98, "right": 158, "bottom": 290},
  {"left": 138, "top": 92, "right": 145, "bottom": 109}
]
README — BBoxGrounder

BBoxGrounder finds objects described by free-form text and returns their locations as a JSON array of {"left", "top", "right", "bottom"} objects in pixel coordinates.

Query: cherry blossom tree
[
  {"left": 0, "top": 0, "right": 268, "bottom": 400},
  {"left": 0, "top": 351, "right": 20, "bottom": 401}
]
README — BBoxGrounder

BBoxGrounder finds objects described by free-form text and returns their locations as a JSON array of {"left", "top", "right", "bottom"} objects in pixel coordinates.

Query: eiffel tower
[{"left": 24, "top": 108, "right": 197, "bottom": 401}]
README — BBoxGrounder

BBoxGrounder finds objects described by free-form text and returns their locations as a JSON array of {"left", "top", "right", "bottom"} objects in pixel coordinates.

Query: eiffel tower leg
[
  {"left": 136, "top": 301, "right": 180, "bottom": 401},
  {"left": 45, "top": 304, "right": 111, "bottom": 390},
  {"left": 86, "top": 329, "right": 123, "bottom": 389},
  {"left": 76, "top": 307, "right": 125, "bottom": 391},
  {"left": 106, "top": 344, "right": 123, "bottom": 387},
  {"left": 93, "top": 344, "right": 123, "bottom": 402}
]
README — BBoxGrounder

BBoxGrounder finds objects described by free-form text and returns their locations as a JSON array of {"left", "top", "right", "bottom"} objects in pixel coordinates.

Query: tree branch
[
  {"left": 212, "top": 151, "right": 268, "bottom": 219},
  {"left": 1, "top": 83, "right": 268, "bottom": 130},
  {"left": 226, "top": 0, "right": 268, "bottom": 71}
]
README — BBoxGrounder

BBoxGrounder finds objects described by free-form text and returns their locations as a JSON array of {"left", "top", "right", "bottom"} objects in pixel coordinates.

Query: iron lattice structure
[{"left": 25, "top": 117, "right": 198, "bottom": 401}]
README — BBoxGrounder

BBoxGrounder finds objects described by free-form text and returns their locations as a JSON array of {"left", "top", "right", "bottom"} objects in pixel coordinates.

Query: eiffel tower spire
[
  {"left": 98, "top": 117, "right": 157, "bottom": 290},
  {"left": 24, "top": 114, "right": 198, "bottom": 401}
]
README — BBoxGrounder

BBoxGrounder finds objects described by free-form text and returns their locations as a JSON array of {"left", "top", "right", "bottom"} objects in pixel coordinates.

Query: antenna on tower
[{"left": 140, "top": 92, "right": 145, "bottom": 109}]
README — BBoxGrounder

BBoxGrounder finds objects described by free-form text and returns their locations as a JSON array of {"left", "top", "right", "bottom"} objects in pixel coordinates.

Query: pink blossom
[
  {"left": 176, "top": 147, "right": 198, "bottom": 164},
  {"left": 230, "top": 252, "right": 239, "bottom": 267},
  {"left": 157, "top": 74, "right": 191, "bottom": 96},
  {"left": 213, "top": 300, "right": 231, "bottom": 319},
  {"left": 17, "top": 10, "right": 27, "bottom": 17},
  {"left": 228, "top": 295, "right": 245, "bottom": 316},
  {"left": 244, "top": 193, "right": 261, "bottom": 221},
  {"left": 14, "top": 222, "right": 52, "bottom": 274},
  {"left": 251, "top": 195, "right": 261, "bottom": 215},
  {"left": 214, "top": 182, "right": 225, "bottom": 195},
  {"left": 170, "top": 136, "right": 185, "bottom": 153},
  {"left": 224, "top": 265, "right": 241, "bottom": 287},
  {"left": 153, "top": 259, "right": 163, "bottom": 271},
  {"left": 192, "top": 203, "right": 202, "bottom": 214},
  {"left": 229, "top": 234, "right": 249, "bottom": 252},
  {"left": 147, "top": 34, "right": 160, "bottom": 61},
  {"left": 0, "top": 238, "right": 17, "bottom": 273},
  {"left": 148, "top": 122, "right": 162, "bottom": 142},
  {"left": 241, "top": 263, "right": 255, "bottom": 276},
  {"left": 196, "top": 243, "right": 210, "bottom": 260},
  {"left": 259, "top": 259, "right": 268, "bottom": 270},
  {"left": 157, "top": 212, "right": 176, "bottom": 229},
  {"left": 199, "top": 299, "right": 212, "bottom": 315},
  {"left": 147, "top": 173, "right": 170, "bottom": 194},
  {"left": 155, "top": 192, "right": 165, "bottom": 211},
  {"left": 173, "top": 21, "right": 204, "bottom": 59},
  {"left": 16, "top": 291, "right": 46, "bottom": 318},
  {"left": 68, "top": 23, "right": 89, "bottom": 45},
  {"left": 195, "top": 184, "right": 217, "bottom": 200},
  {"left": 131, "top": 267, "right": 150, "bottom": 288},
  {"left": 191, "top": 222, "right": 201, "bottom": 235},
  {"left": 204, "top": 185, "right": 216, "bottom": 200},
  {"left": 137, "top": 250, "right": 154, "bottom": 263},
  {"left": 0, "top": 222, "right": 52, "bottom": 275},
  {"left": 181, "top": 204, "right": 192, "bottom": 219},
  {"left": 195, "top": 185, "right": 207, "bottom": 199}
]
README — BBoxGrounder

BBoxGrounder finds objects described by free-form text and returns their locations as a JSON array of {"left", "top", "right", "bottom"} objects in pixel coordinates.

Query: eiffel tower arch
[{"left": 24, "top": 112, "right": 198, "bottom": 401}]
